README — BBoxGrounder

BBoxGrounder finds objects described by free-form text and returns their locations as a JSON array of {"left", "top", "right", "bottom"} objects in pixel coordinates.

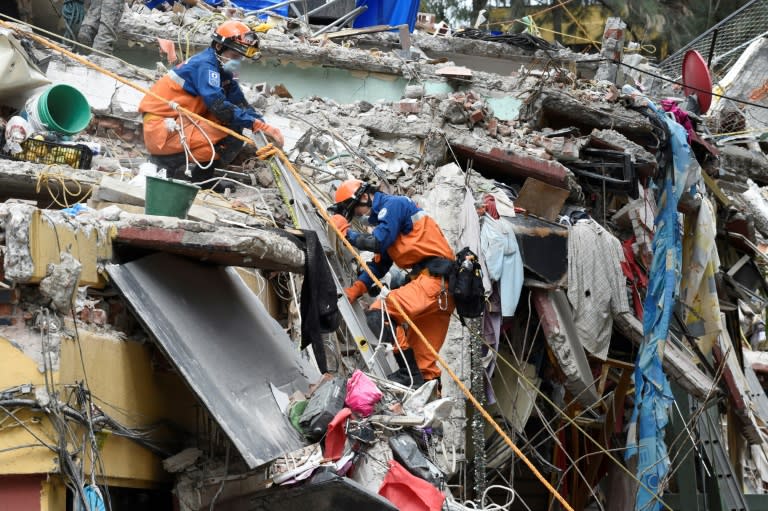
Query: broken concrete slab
[
  {"left": 113, "top": 212, "right": 305, "bottom": 273},
  {"left": 3, "top": 204, "right": 113, "bottom": 288},
  {"left": 532, "top": 288, "right": 600, "bottom": 407}
]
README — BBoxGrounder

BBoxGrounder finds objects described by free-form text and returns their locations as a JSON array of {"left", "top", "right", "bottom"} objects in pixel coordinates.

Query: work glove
[
  {"left": 330, "top": 214, "right": 350, "bottom": 237},
  {"left": 253, "top": 119, "right": 284, "bottom": 148},
  {"left": 344, "top": 280, "right": 367, "bottom": 304}
]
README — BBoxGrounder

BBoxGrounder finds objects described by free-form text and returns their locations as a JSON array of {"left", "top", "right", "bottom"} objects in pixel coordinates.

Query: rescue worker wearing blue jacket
[
  {"left": 331, "top": 179, "right": 455, "bottom": 386},
  {"left": 139, "top": 20, "right": 282, "bottom": 187}
]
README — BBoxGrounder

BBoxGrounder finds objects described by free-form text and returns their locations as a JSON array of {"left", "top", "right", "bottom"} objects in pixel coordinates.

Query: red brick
[
  {"left": 486, "top": 118, "right": 498, "bottom": 137},
  {"left": 469, "top": 109, "right": 484, "bottom": 124},
  {"left": 394, "top": 99, "right": 421, "bottom": 114}
]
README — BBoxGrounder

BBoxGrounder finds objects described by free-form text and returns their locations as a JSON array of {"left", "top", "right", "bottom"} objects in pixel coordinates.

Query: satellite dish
[{"left": 682, "top": 49, "right": 713, "bottom": 114}]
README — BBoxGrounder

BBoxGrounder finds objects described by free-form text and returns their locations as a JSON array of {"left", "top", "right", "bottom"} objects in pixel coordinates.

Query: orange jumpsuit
[
  {"left": 139, "top": 47, "right": 262, "bottom": 162},
  {"left": 351, "top": 192, "right": 455, "bottom": 381}
]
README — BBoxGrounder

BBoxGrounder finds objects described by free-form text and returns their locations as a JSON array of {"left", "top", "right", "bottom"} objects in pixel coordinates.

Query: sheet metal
[{"left": 106, "top": 253, "right": 312, "bottom": 468}]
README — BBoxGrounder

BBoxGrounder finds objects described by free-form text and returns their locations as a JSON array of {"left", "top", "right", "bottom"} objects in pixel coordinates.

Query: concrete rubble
[{"left": 1, "top": 4, "right": 768, "bottom": 511}]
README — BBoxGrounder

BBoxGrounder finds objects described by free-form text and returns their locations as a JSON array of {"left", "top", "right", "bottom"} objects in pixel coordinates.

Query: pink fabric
[
  {"left": 378, "top": 460, "right": 445, "bottom": 511},
  {"left": 483, "top": 194, "right": 500, "bottom": 219},
  {"left": 344, "top": 370, "right": 382, "bottom": 417},
  {"left": 661, "top": 99, "right": 695, "bottom": 142}
]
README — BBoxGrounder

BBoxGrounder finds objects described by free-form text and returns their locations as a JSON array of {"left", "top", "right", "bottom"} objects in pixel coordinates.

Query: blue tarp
[
  {"left": 624, "top": 86, "right": 701, "bottom": 511},
  {"left": 353, "top": 0, "right": 420, "bottom": 32}
]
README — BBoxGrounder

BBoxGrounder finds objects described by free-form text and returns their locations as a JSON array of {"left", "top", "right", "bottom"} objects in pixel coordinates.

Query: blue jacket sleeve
[
  {"left": 187, "top": 59, "right": 262, "bottom": 130},
  {"left": 358, "top": 252, "right": 393, "bottom": 290},
  {"left": 371, "top": 195, "right": 411, "bottom": 253}
]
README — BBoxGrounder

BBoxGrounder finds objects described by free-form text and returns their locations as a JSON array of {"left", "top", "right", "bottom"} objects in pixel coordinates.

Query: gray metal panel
[{"left": 106, "top": 253, "right": 310, "bottom": 468}]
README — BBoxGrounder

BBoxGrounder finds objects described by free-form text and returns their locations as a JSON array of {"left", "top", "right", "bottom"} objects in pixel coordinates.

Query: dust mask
[{"left": 221, "top": 57, "right": 242, "bottom": 74}]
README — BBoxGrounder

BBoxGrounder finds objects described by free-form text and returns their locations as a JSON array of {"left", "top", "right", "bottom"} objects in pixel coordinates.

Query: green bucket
[
  {"left": 28, "top": 84, "right": 92, "bottom": 135},
  {"left": 145, "top": 176, "right": 200, "bottom": 219}
]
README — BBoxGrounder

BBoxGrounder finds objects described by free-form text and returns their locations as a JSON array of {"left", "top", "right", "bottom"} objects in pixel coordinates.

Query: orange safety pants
[
  {"left": 370, "top": 273, "right": 454, "bottom": 381},
  {"left": 143, "top": 113, "right": 229, "bottom": 162}
]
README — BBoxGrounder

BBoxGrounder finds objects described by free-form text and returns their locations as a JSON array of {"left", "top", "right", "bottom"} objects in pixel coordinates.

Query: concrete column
[{"left": 595, "top": 17, "right": 626, "bottom": 84}]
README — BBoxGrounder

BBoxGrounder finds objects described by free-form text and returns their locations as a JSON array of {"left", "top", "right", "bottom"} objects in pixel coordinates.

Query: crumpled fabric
[
  {"left": 661, "top": 98, "right": 695, "bottom": 142},
  {"left": 378, "top": 460, "right": 445, "bottom": 511},
  {"left": 625, "top": 86, "right": 700, "bottom": 511},
  {"left": 344, "top": 370, "right": 382, "bottom": 417},
  {"left": 680, "top": 196, "right": 721, "bottom": 354},
  {"left": 480, "top": 214, "right": 523, "bottom": 317}
]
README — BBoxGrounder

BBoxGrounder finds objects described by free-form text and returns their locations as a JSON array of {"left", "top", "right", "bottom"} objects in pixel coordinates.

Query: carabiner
[{"left": 438, "top": 277, "right": 449, "bottom": 311}]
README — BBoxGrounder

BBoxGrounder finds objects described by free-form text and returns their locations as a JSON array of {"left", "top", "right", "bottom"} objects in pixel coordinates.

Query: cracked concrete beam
[
  {"left": 113, "top": 213, "right": 305, "bottom": 272},
  {"left": 524, "top": 88, "right": 653, "bottom": 142}
]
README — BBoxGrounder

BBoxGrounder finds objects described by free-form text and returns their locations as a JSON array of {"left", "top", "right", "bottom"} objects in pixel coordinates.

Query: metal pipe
[{"left": 311, "top": 6, "right": 367, "bottom": 37}]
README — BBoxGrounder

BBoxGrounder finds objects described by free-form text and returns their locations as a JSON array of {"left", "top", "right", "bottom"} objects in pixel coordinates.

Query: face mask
[{"left": 221, "top": 57, "right": 242, "bottom": 74}]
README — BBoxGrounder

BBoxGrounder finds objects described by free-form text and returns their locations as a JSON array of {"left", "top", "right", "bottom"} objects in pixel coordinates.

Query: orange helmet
[
  {"left": 212, "top": 20, "right": 258, "bottom": 58},
  {"left": 335, "top": 179, "right": 364, "bottom": 204}
]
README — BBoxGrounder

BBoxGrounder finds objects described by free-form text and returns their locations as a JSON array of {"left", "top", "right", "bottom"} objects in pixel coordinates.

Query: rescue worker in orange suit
[
  {"left": 139, "top": 20, "right": 283, "bottom": 189},
  {"left": 330, "top": 179, "right": 455, "bottom": 387}
]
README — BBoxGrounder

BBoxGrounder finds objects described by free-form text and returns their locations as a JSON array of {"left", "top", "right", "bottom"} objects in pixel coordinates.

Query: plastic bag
[
  {"left": 344, "top": 369, "right": 382, "bottom": 417},
  {"left": 4, "top": 116, "right": 32, "bottom": 155}
]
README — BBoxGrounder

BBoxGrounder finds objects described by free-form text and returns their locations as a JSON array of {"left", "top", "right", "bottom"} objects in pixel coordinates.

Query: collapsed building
[{"left": 1, "top": 3, "right": 768, "bottom": 511}]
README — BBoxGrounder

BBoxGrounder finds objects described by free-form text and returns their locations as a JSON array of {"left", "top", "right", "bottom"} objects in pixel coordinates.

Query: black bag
[
  {"left": 449, "top": 247, "right": 485, "bottom": 318},
  {"left": 298, "top": 377, "right": 346, "bottom": 441}
]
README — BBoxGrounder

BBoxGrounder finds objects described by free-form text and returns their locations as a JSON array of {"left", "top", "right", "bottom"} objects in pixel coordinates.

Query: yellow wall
[
  {"left": 0, "top": 337, "right": 58, "bottom": 474},
  {"left": 0, "top": 327, "right": 198, "bottom": 487},
  {"left": 41, "top": 476, "right": 67, "bottom": 511}
]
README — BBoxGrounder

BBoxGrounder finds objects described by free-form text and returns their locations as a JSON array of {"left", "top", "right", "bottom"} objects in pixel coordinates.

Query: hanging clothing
[
  {"left": 299, "top": 230, "right": 340, "bottom": 373},
  {"left": 566, "top": 218, "right": 630, "bottom": 360},
  {"left": 480, "top": 214, "right": 524, "bottom": 317}
]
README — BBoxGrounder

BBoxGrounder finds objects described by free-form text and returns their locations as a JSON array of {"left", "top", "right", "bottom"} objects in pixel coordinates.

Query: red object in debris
[
  {"left": 324, "top": 407, "right": 352, "bottom": 461},
  {"left": 378, "top": 460, "right": 445, "bottom": 511},
  {"left": 682, "top": 49, "right": 713, "bottom": 114}
]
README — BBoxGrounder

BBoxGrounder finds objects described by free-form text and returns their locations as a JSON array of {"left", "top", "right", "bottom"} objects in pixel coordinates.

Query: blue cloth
[
  {"left": 74, "top": 485, "right": 106, "bottom": 511},
  {"left": 233, "top": 0, "right": 288, "bottom": 14},
  {"left": 353, "top": 0, "right": 420, "bottom": 32},
  {"left": 172, "top": 47, "right": 262, "bottom": 130},
  {"left": 625, "top": 92, "right": 700, "bottom": 511},
  {"left": 480, "top": 214, "right": 523, "bottom": 317},
  {"left": 353, "top": 191, "right": 418, "bottom": 289},
  {"left": 61, "top": 203, "right": 89, "bottom": 216}
]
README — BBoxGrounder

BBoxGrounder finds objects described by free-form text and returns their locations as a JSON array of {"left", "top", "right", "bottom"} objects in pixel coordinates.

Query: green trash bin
[{"left": 145, "top": 176, "right": 200, "bottom": 218}]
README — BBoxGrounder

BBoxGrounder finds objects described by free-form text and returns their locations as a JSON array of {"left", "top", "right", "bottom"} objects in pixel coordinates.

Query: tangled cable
[{"left": 452, "top": 29, "right": 560, "bottom": 52}]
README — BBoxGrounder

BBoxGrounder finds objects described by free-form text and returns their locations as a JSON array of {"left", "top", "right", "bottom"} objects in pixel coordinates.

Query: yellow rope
[{"left": 35, "top": 168, "right": 91, "bottom": 208}]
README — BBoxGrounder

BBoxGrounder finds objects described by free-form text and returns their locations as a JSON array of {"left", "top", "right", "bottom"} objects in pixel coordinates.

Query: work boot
[{"left": 388, "top": 349, "right": 425, "bottom": 388}]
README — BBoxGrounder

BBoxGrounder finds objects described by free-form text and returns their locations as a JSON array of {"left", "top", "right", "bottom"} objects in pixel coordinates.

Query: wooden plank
[{"left": 514, "top": 177, "right": 570, "bottom": 222}]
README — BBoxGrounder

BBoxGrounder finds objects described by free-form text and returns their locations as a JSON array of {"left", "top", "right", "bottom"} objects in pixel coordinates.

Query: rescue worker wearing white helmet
[{"left": 139, "top": 20, "right": 283, "bottom": 188}]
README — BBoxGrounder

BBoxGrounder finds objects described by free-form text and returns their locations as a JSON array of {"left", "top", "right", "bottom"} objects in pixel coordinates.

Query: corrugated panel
[{"left": 107, "top": 253, "right": 313, "bottom": 468}]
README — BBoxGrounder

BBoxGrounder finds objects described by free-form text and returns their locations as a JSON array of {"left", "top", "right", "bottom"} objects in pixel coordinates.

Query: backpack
[{"left": 449, "top": 247, "right": 485, "bottom": 318}]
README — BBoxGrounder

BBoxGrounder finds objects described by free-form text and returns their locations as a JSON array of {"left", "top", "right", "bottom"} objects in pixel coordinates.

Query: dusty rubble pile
[{"left": 2, "top": 10, "right": 768, "bottom": 511}]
